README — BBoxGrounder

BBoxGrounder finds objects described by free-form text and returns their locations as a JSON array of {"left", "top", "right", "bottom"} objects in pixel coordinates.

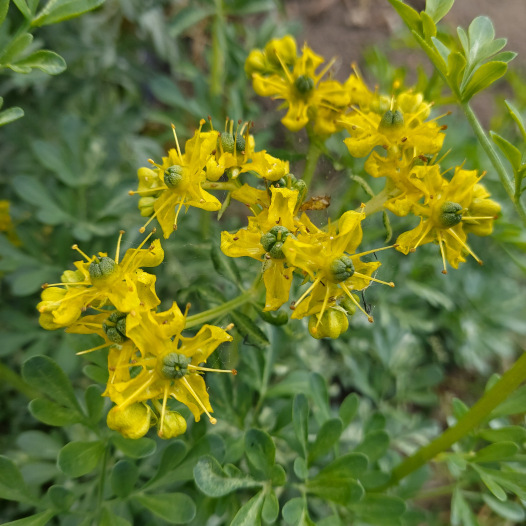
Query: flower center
[
  {"left": 219, "top": 132, "right": 246, "bottom": 154},
  {"left": 164, "top": 165, "right": 184, "bottom": 188},
  {"left": 103, "top": 311, "right": 127, "bottom": 343},
  {"left": 89, "top": 256, "right": 117, "bottom": 280},
  {"left": 161, "top": 353, "right": 191, "bottom": 379},
  {"left": 438, "top": 201, "right": 463, "bottom": 228},
  {"left": 378, "top": 109, "right": 405, "bottom": 132},
  {"left": 330, "top": 256, "right": 355, "bottom": 283},
  {"left": 294, "top": 75, "right": 314, "bottom": 95},
  {"left": 260, "top": 226, "right": 291, "bottom": 259}
]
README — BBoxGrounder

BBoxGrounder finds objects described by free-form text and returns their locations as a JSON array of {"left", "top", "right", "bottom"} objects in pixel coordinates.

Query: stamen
[
  {"left": 316, "top": 57, "right": 336, "bottom": 82},
  {"left": 76, "top": 341, "right": 115, "bottom": 355},
  {"left": 316, "top": 286, "right": 331, "bottom": 328},
  {"left": 147, "top": 158, "right": 163, "bottom": 170},
  {"left": 354, "top": 244, "right": 396, "bottom": 258},
  {"left": 173, "top": 196, "right": 186, "bottom": 231},
  {"left": 274, "top": 52, "right": 295, "bottom": 84},
  {"left": 353, "top": 272, "right": 395, "bottom": 287},
  {"left": 188, "top": 364, "right": 237, "bottom": 374},
  {"left": 42, "top": 282, "right": 87, "bottom": 288},
  {"left": 71, "top": 244, "right": 92, "bottom": 262},
  {"left": 290, "top": 277, "right": 321, "bottom": 310},
  {"left": 437, "top": 231, "right": 448, "bottom": 274},
  {"left": 159, "top": 384, "right": 169, "bottom": 436},
  {"left": 446, "top": 228, "right": 483, "bottom": 265},
  {"left": 461, "top": 216, "right": 496, "bottom": 221},
  {"left": 411, "top": 221, "right": 433, "bottom": 252},
  {"left": 181, "top": 376, "right": 217, "bottom": 424},
  {"left": 115, "top": 230, "right": 125, "bottom": 264},
  {"left": 341, "top": 282, "right": 373, "bottom": 323},
  {"left": 129, "top": 186, "right": 168, "bottom": 196},
  {"left": 171, "top": 124, "right": 183, "bottom": 161},
  {"left": 140, "top": 194, "right": 174, "bottom": 233},
  {"left": 121, "top": 228, "right": 157, "bottom": 273},
  {"left": 119, "top": 373, "right": 155, "bottom": 410}
]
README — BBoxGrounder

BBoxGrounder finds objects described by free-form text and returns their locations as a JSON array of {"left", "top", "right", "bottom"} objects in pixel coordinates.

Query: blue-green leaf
[
  {"left": 32, "top": 0, "right": 105, "bottom": 27},
  {"left": 135, "top": 493, "right": 196, "bottom": 524},
  {"left": 490, "top": 131, "right": 522, "bottom": 171},
  {"left": 425, "top": 0, "right": 454, "bottom": 23},
  {"left": 461, "top": 61, "right": 507, "bottom": 101},
  {"left": 57, "top": 441, "right": 104, "bottom": 477}
]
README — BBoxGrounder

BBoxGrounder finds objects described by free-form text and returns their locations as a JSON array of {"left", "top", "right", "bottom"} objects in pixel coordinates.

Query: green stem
[
  {"left": 360, "top": 184, "right": 399, "bottom": 216},
  {"left": 184, "top": 287, "right": 257, "bottom": 329},
  {"left": 210, "top": 0, "right": 224, "bottom": 98},
  {"left": 460, "top": 102, "right": 526, "bottom": 225},
  {"left": 385, "top": 351, "right": 526, "bottom": 488},
  {"left": 302, "top": 139, "right": 322, "bottom": 189}
]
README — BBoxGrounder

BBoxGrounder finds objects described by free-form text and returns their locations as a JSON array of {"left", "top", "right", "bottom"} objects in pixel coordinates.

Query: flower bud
[
  {"left": 218, "top": 132, "right": 246, "bottom": 154},
  {"left": 107, "top": 404, "right": 151, "bottom": 439},
  {"left": 158, "top": 411, "right": 187, "bottom": 439},
  {"left": 245, "top": 49, "right": 267, "bottom": 76},
  {"left": 164, "top": 165, "right": 184, "bottom": 188},
  {"left": 138, "top": 196, "right": 155, "bottom": 217},
  {"left": 161, "top": 353, "right": 191, "bottom": 379},
  {"left": 260, "top": 226, "right": 292, "bottom": 259},
  {"left": 89, "top": 256, "right": 117, "bottom": 280},
  {"left": 340, "top": 294, "right": 359, "bottom": 316},
  {"left": 330, "top": 256, "right": 355, "bottom": 282},
  {"left": 259, "top": 309, "right": 289, "bottom": 326},
  {"left": 438, "top": 201, "right": 463, "bottom": 228},
  {"left": 308, "top": 308, "right": 349, "bottom": 339},
  {"left": 264, "top": 36, "right": 297, "bottom": 67}
]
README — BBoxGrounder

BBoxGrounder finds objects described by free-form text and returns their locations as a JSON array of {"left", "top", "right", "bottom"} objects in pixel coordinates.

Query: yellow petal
[{"left": 263, "top": 261, "right": 293, "bottom": 311}]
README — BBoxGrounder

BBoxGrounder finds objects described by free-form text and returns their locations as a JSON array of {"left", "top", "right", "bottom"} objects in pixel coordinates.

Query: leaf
[
  {"left": 22, "top": 355, "right": 82, "bottom": 412},
  {"left": 293, "top": 457, "right": 309, "bottom": 480},
  {"left": 245, "top": 428, "right": 275, "bottom": 479},
  {"left": 143, "top": 440, "right": 187, "bottom": 489},
  {"left": 0, "top": 33, "right": 33, "bottom": 65},
  {"left": 210, "top": 244, "right": 241, "bottom": 286},
  {"left": 354, "top": 430, "right": 390, "bottom": 463},
  {"left": 111, "top": 435, "right": 157, "bottom": 459},
  {"left": 473, "top": 465, "right": 526, "bottom": 500},
  {"left": 505, "top": 100, "right": 526, "bottom": 141},
  {"left": 307, "top": 453, "right": 367, "bottom": 505},
  {"left": 0, "top": 455, "right": 35, "bottom": 503},
  {"left": 168, "top": 4, "right": 215, "bottom": 38},
  {"left": 13, "top": 0, "right": 32, "bottom": 18},
  {"left": 135, "top": 493, "right": 196, "bottom": 524},
  {"left": 451, "top": 488, "right": 480, "bottom": 526},
  {"left": 471, "top": 442, "right": 519, "bottom": 463},
  {"left": 29, "top": 398, "right": 83, "bottom": 426},
  {"left": 339, "top": 393, "right": 359, "bottom": 428},
  {"left": 230, "top": 310, "right": 269, "bottom": 348},
  {"left": 32, "top": 0, "right": 105, "bottom": 27},
  {"left": 17, "top": 431, "right": 61, "bottom": 460},
  {"left": 309, "top": 372, "right": 330, "bottom": 422},
  {"left": 351, "top": 495, "right": 407, "bottom": 524},
  {"left": 431, "top": 36, "right": 451, "bottom": 63},
  {"left": 3, "top": 510, "right": 56, "bottom": 526},
  {"left": 421, "top": 12, "right": 437, "bottom": 40},
  {"left": 386, "top": 0, "right": 421, "bottom": 33},
  {"left": 47, "top": 485, "right": 75, "bottom": 511},
  {"left": 11, "top": 50, "right": 66, "bottom": 75},
  {"left": 0, "top": 0, "right": 8, "bottom": 25},
  {"left": 100, "top": 508, "right": 132, "bottom": 526},
  {"left": 483, "top": 493, "right": 525, "bottom": 522},
  {"left": 490, "top": 384, "right": 526, "bottom": 418},
  {"left": 262, "top": 490, "right": 279, "bottom": 524},
  {"left": 308, "top": 418, "right": 343, "bottom": 464},
  {"left": 111, "top": 460, "right": 138, "bottom": 499},
  {"left": 193, "top": 455, "right": 262, "bottom": 497},
  {"left": 490, "top": 131, "right": 522, "bottom": 171},
  {"left": 478, "top": 426, "right": 526, "bottom": 443},
  {"left": 425, "top": 0, "right": 454, "bottom": 23},
  {"left": 0, "top": 106, "right": 24, "bottom": 126},
  {"left": 468, "top": 16, "right": 495, "bottom": 61},
  {"left": 84, "top": 384, "right": 105, "bottom": 423},
  {"left": 231, "top": 490, "right": 265, "bottom": 526},
  {"left": 293, "top": 394, "right": 309, "bottom": 458},
  {"left": 57, "top": 441, "right": 104, "bottom": 477}
]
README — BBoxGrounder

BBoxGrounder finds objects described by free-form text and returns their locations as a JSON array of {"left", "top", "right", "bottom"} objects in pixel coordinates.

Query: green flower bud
[
  {"left": 340, "top": 294, "right": 359, "bottom": 316},
  {"left": 378, "top": 109, "right": 404, "bottom": 131},
  {"left": 161, "top": 353, "right": 191, "bottom": 379},
  {"left": 89, "top": 256, "right": 117, "bottom": 280},
  {"left": 103, "top": 311, "right": 127, "bottom": 343},
  {"left": 61, "top": 269, "right": 84, "bottom": 284},
  {"left": 308, "top": 308, "right": 349, "bottom": 339},
  {"left": 260, "top": 226, "right": 292, "bottom": 259},
  {"left": 219, "top": 132, "right": 246, "bottom": 154},
  {"left": 330, "top": 256, "right": 355, "bottom": 283},
  {"left": 259, "top": 309, "right": 289, "bottom": 326},
  {"left": 164, "top": 165, "right": 184, "bottom": 188},
  {"left": 158, "top": 411, "right": 187, "bottom": 439},
  {"left": 294, "top": 75, "right": 314, "bottom": 94},
  {"left": 438, "top": 201, "right": 463, "bottom": 228}
]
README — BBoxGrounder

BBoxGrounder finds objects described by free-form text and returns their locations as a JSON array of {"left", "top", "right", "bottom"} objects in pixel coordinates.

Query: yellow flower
[
  {"left": 245, "top": 35, "right": 297, "bottom": 76},
  {"left": 395, "top": 168, "right": 499, "bottom": 272},
  {"left": 205, "top": 118, "right": 289, "bottom": 182},
  {"left": 251, "top": 41, "right": 349, "bottom": 133},
  {"left": 103, "top": 302, "right": 235, "bottom": 434},
  {"left": 282, "top": 210, "right": 394, "bottom": 325},
  {"left": 342, "top": 90, "right": 446, "bottom": 158},
  {"left": 37, "top": 232, "right": 162, "bottom": 329},
  {"left": 221, "top": 187, "right": 305, "bottom": 311},
  {"left": 107, "top": 403, "right": 152, "bottom": 440},
  {"left": 132, "top": 120, "right": 222, "bottom": 239}
]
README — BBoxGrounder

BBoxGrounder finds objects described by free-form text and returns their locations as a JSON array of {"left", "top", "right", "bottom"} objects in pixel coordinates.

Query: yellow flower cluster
[{"left": 38, "top": 231, "right": 235, "bottom": 439}]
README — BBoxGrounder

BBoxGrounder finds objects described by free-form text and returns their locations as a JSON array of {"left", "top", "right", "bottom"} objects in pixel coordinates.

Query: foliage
[{"left": 1, "top": 0, "right": 526, "bottom": 525}]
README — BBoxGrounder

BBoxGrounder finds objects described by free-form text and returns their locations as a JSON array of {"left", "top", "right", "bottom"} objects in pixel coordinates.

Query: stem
[
  {"left": 184, "top": 287, "right": 257, "bottom": 329},
  {"left": 461, "top": 102, "right": 526, "bottom": 225},
  {"left": 302, "top": 139, "right": 322, "bottom": 189},
  {"left": 210, "top": 0, "right": 224, "bottom": 98},
  {"left": 360, "top": 184, "right": 399, "bottom": 216},
  {"left": 385, "top": 351, "right": 526, "bottom": 488}
]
